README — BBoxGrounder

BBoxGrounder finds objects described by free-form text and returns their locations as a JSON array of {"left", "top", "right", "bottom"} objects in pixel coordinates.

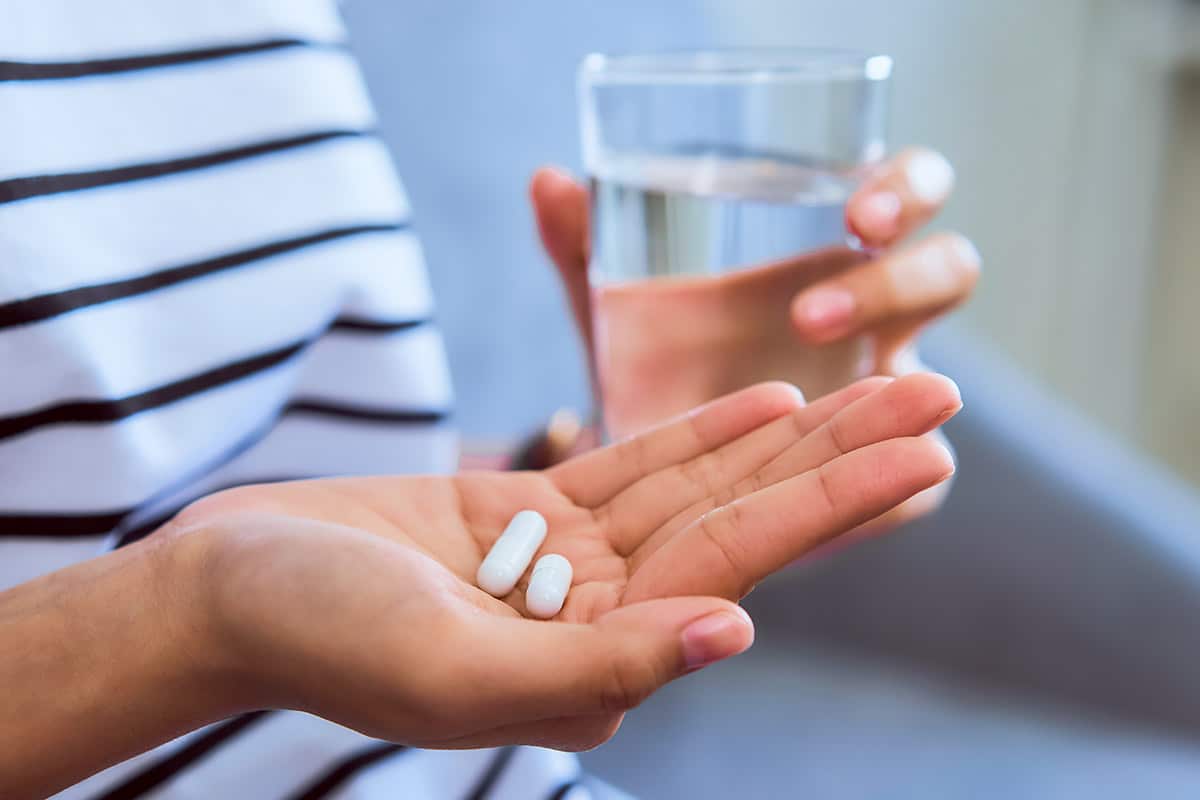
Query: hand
[
  {"left": 531, "top": 148, "right": 980, "bottom": 377},
  {"left": 530, "top": 148, "right": 979, "bottom": 527},
  {"left": 170, "top": 375, "right": 959, "bottom": 752}
]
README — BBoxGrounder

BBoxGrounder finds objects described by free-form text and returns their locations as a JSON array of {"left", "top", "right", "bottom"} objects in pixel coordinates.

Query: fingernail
[
  {"left": 952, "top": 235, "right": 982, "bottom": 270},
  {"left": 904, "top": 151, "right": 955, "bottom": 203},
  {"left": 938, "top": 377, "right": 964, "bottom": 421},
  {"left": 797, "top": 288, "right": 856, "bottom": 336},
  {"left": 856, "top": 191, "right": 902, "bottom": 238},
  {"left": 682, "top": 609, "right": 753, "bottom": 670},
  {"left": 909, "top": 246, "right": 960, "bottom": 297},
  {"left": 933, "top": 441, "right": 958, "bottom": 479}
]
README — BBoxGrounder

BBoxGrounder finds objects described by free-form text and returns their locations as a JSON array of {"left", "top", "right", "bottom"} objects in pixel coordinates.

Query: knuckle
[
  {"left": 824, "top": 413, "right": 856, "bottom": 457},
  {"left": 697, "top": 504, "right": 750, "bottom": 577},
  {"left": 625, "top": 433, "right": 653, "bottom": 480},
  {"left": 787, "top": 404, "right": 814, "bottom": 440},
  {"left": 814, "top": 462, "right": 843, "bottom": 518},
  {"left": 709, "top": 484, "right": 737, "bottom": 513},
  {"left": 723, "top": 468, "right": 764, "bottom": 510}
]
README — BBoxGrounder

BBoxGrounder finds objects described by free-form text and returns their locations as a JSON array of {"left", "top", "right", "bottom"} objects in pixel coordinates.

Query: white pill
[
  {"left": 525, "top": 554, "right": 573, "bottom": 619},
  {"left": 476, "top": 510, "right": 547, "bottom": 597}
]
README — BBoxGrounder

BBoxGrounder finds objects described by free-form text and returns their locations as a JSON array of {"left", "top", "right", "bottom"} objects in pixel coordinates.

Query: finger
[
  {"left": 832, "top": 427, "right": 957, "bottom": 543},
  {"left": 530, "top": 166, "right": 593, "bottom": 345},
  {"left": 603, "top": 376, "right": 893, "bottom": 555},
  {"left": 625, "top": 436, "right": 956, "bottom": 603},
  {"left": 627, "top": 372, "right": 960, "bottom": 565},
  {"left": 751, "top": 372, "right": 960, "bottom": 489},
  {"left": 791, "top": 232, "right": 981, "bottom": 344},
  {"left": 846, "top": 147, "right": 955, "bottom": 247},
  {"left": 440, "top": 596, "right": 753, "bottom": 729},
  {"left": 550, "top": 381, "right": 804, "bottom": 508}
]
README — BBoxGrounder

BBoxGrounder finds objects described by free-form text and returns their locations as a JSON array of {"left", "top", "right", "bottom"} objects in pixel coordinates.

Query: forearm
[{"left": 0, "top": 532, "right": 241, "bottom": 799}]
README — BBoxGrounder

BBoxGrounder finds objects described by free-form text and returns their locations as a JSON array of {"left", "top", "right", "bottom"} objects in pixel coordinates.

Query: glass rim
[{"left": 579, "top": 48, "right": 892, "bottom": 85}]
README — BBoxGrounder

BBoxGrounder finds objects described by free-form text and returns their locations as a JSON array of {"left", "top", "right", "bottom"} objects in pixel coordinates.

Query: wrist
[{"left": 150, "top": 516, "right": 264, "bottom": 717}]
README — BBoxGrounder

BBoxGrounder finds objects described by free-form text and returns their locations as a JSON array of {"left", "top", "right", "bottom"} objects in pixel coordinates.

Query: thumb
[
  {"left": 463, "top": 597, "right": 754, "bottom": 725},
  {"left": 530, "top": 166, "right": 593, "bottom": 346}
]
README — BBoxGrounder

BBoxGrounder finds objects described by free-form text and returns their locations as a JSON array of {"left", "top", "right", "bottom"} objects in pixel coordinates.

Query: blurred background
[{"left": 341, "top": 1, "right": 1200, "bottom": 796}]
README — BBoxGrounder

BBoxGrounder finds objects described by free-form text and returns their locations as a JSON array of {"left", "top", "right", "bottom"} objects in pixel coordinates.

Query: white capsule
[
  {"left": 476, "top": 510, "right": 548, "bottom": 597},
  {"left": 525, "top": 554, "right": 573, "bottom": 619}
]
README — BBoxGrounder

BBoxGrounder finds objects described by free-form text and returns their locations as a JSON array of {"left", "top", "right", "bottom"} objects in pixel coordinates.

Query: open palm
[{"left": 175, "top": 373, "right": 958, "bottom": 751}]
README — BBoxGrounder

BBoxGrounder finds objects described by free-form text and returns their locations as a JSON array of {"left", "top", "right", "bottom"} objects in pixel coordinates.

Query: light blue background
[{"left": 344, "top": 1, "right": 716, "bottom": 437}]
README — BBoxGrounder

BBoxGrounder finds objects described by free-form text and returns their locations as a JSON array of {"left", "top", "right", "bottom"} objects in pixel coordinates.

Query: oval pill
[
  {"left": 476, "top": 509, "right": 548, "bottom": 597},
  {"left": 525, "top": 554, "right": 573, "bottom": 619}
]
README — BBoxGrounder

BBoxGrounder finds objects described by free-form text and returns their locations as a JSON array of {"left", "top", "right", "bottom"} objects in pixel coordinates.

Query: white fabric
[
  {"left": 1, "top": 1, "right": 590, "bottom": 797},
  {"left": 0, "top": 46, "right": 374, "bottom": 182}
]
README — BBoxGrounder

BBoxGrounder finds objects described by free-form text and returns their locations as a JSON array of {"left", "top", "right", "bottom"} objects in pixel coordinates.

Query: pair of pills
[{"left": 475, "top": 510, "right": 573, "bottom": 619}]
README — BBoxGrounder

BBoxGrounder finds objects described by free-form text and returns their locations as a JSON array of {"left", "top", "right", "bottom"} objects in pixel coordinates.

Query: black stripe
[
  {"left": 0, "top": 428, "right": 279, "bottom": 540},
  {"left": 0, "top": 337, "right": 309, "bottom": 443},
  {"left": 330, "top": 316, "right": 430, "bottom": 334},
  {"left": 14, "top": 402, "right": 300, "bottom": 541},
  {"left": 463, "top": 747, "right": 518, "bottom": 800},
  {"left": 0, "top": 38, "right": 340, "bottom": 82},
  {"left": 284, "top": 742, "right": 408, "bottom": 800},
  {"left": 90, "top": 711, "right": 271, "bottom": 800},
  {"left": 0, "top": 509, "right": 127, "bottom": 538},
  {"left": 547, "top": 780, "right": 585, "bottom": 800},
  {"left": 287, "top": 400, "right": 449, "bottom": 425},
  {"left": 0, "top": 129, "right": 370, "bottom": 205},
  {"left": 0, "top": 224, "right": 409, "bottom": 330},
  {"left": 0, "top": 401, "right": 450, "bottom": 540}
]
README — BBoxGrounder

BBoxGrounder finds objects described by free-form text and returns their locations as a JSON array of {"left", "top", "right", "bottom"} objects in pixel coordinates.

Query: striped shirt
[{"left": 1, "top": 1, "right": 595, "bottom": 797}]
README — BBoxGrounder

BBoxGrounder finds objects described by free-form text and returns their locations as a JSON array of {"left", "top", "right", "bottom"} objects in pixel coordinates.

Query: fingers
[
  {"left": 791, "top": 231, "right": 981, "bottom": 344},
  {"left": 624, "top": 436, "right": 956, "bottom": 603},
  {"left": 751, "top": 372, "right": 960, "bottom": 490},
  {"left": 627, "top": 373, "right": 959, "bottom": 565},
  {"left": 835, "top": 427, "right": 957, "bottom": 542},
  {"left": 550, "top": 381, "right": 804, "bottom": 508},
  {"left": 846, "top": 147, "right": 955, "bottom": 247},
  {"left": 602, "top": 376, "right": 891, "bottom": 554},
  {"left": 442, "top": 596, "right": 753, "bottom": 730},
  {"left": 794, "top": 148, "right": 975, "bottom": 345},
  {"left": 530, "top": 166, "right": 593, "bottom": 345}
]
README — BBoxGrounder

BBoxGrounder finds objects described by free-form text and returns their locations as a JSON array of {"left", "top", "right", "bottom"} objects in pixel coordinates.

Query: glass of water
[{"left": 578, "top": 49, "right": 891, "bottom": 440}]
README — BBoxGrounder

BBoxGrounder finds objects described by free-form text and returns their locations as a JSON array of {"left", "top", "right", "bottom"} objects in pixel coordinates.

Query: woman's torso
[{"left": 0, "top": 1, "right": 586, "bottom": 796}]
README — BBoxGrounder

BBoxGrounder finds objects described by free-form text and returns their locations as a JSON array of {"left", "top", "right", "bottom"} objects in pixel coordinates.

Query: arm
[
  {"left": 2, "top": 374, "right": 957, "bottom": 798},
  {"left": 0, "top": 534, "right": 234, "bottom": 799}
]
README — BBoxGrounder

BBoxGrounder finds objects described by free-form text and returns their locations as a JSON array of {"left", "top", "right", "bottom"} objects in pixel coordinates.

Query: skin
[
  {"left": 1, "top": 374, "right": 960, "bottom": 799},
  {"left": 530, "top": 147, "right": 981, "bottom": 528}
]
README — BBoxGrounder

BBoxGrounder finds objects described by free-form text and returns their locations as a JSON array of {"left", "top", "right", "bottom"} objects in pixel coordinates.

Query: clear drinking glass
[{"left": 578, "top": 49, "right": 891, "bottom": 440}]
